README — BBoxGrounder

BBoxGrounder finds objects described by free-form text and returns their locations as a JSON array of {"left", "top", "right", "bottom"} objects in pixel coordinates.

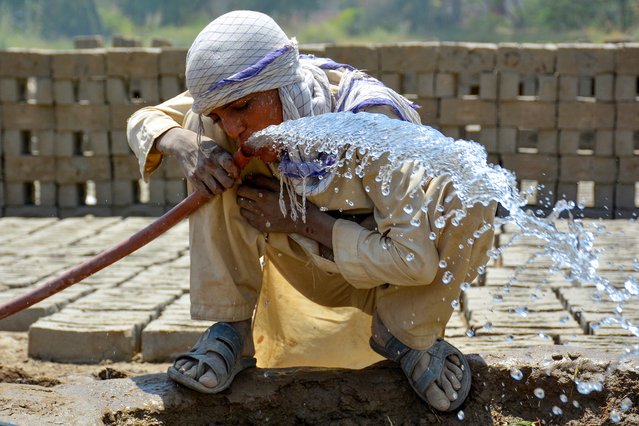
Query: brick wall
[{"left": 1, "top": 43, "right": 638, "bottom": 218}]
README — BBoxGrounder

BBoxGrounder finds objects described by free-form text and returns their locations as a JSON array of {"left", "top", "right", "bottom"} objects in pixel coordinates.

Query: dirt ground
[{"left": 2, "top": 330, "right": 639, "bottom": 425}]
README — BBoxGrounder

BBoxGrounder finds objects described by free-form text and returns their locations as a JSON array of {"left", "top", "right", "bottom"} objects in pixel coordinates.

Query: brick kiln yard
[{"left": 0, "top": 216, "right": 638, "bottom": 425}]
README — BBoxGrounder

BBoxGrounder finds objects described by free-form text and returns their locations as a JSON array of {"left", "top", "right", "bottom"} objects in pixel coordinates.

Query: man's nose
[{"left": 221, "top": 116, "right": 245, "bottom": 141}]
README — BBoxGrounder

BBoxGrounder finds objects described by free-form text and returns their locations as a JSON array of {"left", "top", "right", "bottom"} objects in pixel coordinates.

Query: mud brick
[
  {"left": 458, "top": 74, "right": 479, "bottom": 97},
  {"left": 497, "top": 126, "right": 517, "bottom": 154},
  {"left": 160, "top": 76, "right": 183, "bottom": 100},
  {"left": 434, "top": 73, "right": 456, "bottom": 97},
  {"left": 106, "top": 78, "right": 129, "bottom": 104},
  {"left": 106, "top": 48, "right": 160, "bottom": 79},
  {"left": 379, "top": 43, "right": 438, "bottom": 73},
  {"left": 537, "top": 130, "right": 559, "bottom": 154},
  {"left": 159, "top": 48, "right": 187, "bottom": 76},
  {"left": 112, "top": 155, "right": 140, "bottom": 180},
  {"left": 35, "top": 130, "right": 56, "bottom": 156},
  {"left": 416, "top": 73, "right": 435, "bottom": 97},
  {"left": 537, "top": 75, "right": 557, "bottom": 101},
  {"left": 618, "top": 157, "right": 639, "bottom": 183},
  {"left": 73, "top": 35, "right": 104, "bottom": 49},
  {"left": 558, "top": 75, "right": 578, "bottom": 100},
  {"left": 325, "top": 45, "right": 379, "bottom": 75},
  {"left": 53, "top": 80, "right": 75, "bottom": 104},
  {"left": 0, "top": 49, "right": 51, "bottom": 78},
  {"left": 133, "top": 78, "right": 160, "bottom": 103},
  {"left": 559, "top": 156, "right": 617, "bottom": 183},
  {"left": 380, "top": 72, "right": 401, "bottom": 93},
  {"left": 440, "top": 98, "right": 496, "bottom": 126},
  {"left": 496, "top": 43, "right": 556, "bottom": 74},
  {"left": 110, "top": 130, "right": 132, "bottom": 155},
  {"left": 0, "top": 78, "right": 19, "bottom": 102},
  {"left": 501, "top": 153, "right": 558, "bottom": 181},
  {"left": 615, "top": 75, "right": 638, "bottom": 102},
  {"left": 616, "top": 42, "right": 639, "bottom": 73},
  {"left": 437, "top": 42, "right": 496, "bottom": 74},
  {"left": 110, "top": 104, "right": 151, "bottom": 130},
  {"left": 556, "top": 43, "right": 617, "bottom": 75},
  {"left": 165, "top": 179, "right": 187, "bottom": 205},
  {"left": 57, "top": 184, "right": 82, "bottom": 207},
  {"left": 55, "top": 105, "right": 110, "bottom": 131},
  {"left": 615, "top": 184, "right": 638, "bottom": 209},
  {"left": 148, "top": 179, "right": 166, "bottom": 204},
  {"left": 614, "top": 130, "right": 637, "bottom": 156},
  {"left": 479, "top": 72, "right": 497, "bottom": 100},
  {"left": 54, "top": 132, "right": 75, "bottom": 157},
  {"left": 499, "top": 100, "right": 556, "bottom": 129},
  {"left": 476, "top": 127, "right": 498, "bottom": 153},
  {"left": 5, "top": 182, "right": 28, "bottom": 205},
  {"left": 55, "top": 156, "right": 111, "bottom": 184},
  {"left": 2, "top": 104, "right": 55, "bottom": 130},
  {"left": 558, "top": 102, "right": 615, "bottom": 130},
  {"left": 617, "top": 103, "right": 639, "bottom": 129},
  {"left": 559, "top": 130, "right": 614, "bottom": 156},
  {"left": 415, "top": 98, "right": 438, "bottom": 126},
  {"left": 2, "top": 130, "right": 22, "bottom": 157},
  {"left": 499, "top": 71, "right": 520, "bottom": 100},
  {"left": 594, "top": 74, "right": 614, "bottom": 101},
  {"left": 4, "top": 157, "right": 56, "bottom": 182},
  {"left": 51, "top": 50, "right": 106, "bottom": 79},
  {"left": 56, "top": 131, "right": 108, "bottom": 157},
  {"left": 111, "top": 180, "right": 135, "bottom": 206},
  {"left": 77, "top": 79, "right": 105, "bottom": 104},
  {"left": 27, "top": 77, "right": 53, "bottom": 105}
]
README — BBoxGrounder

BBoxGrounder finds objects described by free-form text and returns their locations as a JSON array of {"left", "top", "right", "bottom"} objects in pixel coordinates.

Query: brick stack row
[
  {"left": 0, "top": 48, "right": 188, "bottom": 217},
  {"left": 1, "top": 44, "right": 638, "bottom": 217}
]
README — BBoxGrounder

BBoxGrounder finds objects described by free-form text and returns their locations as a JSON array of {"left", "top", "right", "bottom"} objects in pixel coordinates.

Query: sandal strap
[{"left": 175, "top": 322, "right": 244, "bottom": 376}]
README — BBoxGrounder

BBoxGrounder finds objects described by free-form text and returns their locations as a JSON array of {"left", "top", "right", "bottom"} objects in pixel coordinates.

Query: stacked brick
[
  {"left": 615, "top": 43, "right": 639, "bottom": 218},
  {"left": 1, "top": 44, "right": 639, "bottom": 217},
  {"left": 52, "top": 50, "right": 112, "bottom": 217},
  {"left": 497, "top": 44, "right": 558, "bottom": 213},
  {"left": 1, "top": 50, "right": 57, "bottom": 216}
]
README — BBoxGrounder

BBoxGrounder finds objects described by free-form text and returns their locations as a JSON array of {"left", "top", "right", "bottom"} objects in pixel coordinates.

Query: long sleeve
[
  {"left": 331, "top": 159, "right": 447, "bottom": 289},
  {"left": 126, "top": 91, "right": 195, "bottom": 181}
]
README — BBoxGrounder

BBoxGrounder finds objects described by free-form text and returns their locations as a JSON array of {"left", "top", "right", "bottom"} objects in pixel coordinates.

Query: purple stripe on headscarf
[
  {"left": 206, "top": 44, "right": 294, "bottom": 94},
  {"left": 300, "top": 54, "right": 355, "bottom": 71},
  {"left": 351, "top": 99, "right": 419, "bottom": 122},
  {"left": 279, "top": 152, "right": 337, "bottom": 179}
]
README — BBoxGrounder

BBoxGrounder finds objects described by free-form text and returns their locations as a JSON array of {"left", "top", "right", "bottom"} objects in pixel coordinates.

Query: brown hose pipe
[{"left": 0, "top": 190, "right": 210, "bottom": 321}]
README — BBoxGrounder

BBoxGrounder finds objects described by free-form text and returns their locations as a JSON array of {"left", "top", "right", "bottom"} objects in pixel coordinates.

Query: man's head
[{"left": 186, "top": 10, "right": 299, "bottom": 117}]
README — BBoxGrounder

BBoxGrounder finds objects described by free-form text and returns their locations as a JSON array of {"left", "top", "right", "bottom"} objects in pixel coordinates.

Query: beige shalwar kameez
[{"left": 127, "top": 73, "right": 496, "bottom": 369}]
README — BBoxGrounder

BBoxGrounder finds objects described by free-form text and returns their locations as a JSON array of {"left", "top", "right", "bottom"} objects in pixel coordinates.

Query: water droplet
[
  {"left": 410, "top": 217, "right": 421, "bottom": 227},
  {"left": 559, "top": 315, "right": 570, "bottom": 323},
  {"left": 405, "top": 252, "right": 415, "bottom": 262},
  {"left": 457, "top": 410, "right": 465, "bottom": 420},
  {"left": 467, "top": 237, "right": 474, "bottom": 245},
  {"left": 436, "top": 204, "right": 444, "bottom": 212},
  {"left": 345, "top": 199, "right": 354, "bottom": 207},
  {"left": 515, "top": 306, "right": 529, "bottom": 318},
  {"left": 343, "top": 171, "right": 353, "bottom": 179},
  {"left": 403, "top": 204, "right": 414, "bottom": 214},
  {"left": 610, "top": 410, "right": 621, "bottom": 423},
  {"left": 493, "top": 294, "right": 504, "bottom": 303},
  {"left": 552, "top": 406, "right": 563, "bottom": 416},
  {"left": 265, "top": 221, "right": 271, "bottom": 228},
  {"left": 381, "top": 187, "right": 390, "bottom": 196},
  {"left": 364, "top": 185, "right": 371, "bottom": 193},
  {"left": 573, "top": 400, "right": 580, "bottom": 408},
  {"left": 442, "top": 271, "right": 454, "bottom": 285},
  {"left": 575, "top": 379, "right": 603, "bottom": 395},
  {"left": 478, "top": 266, "right": 486, "bottom": 274},
  {"left": 451, "top": 299, "right": 459, "bottom": 309},
  {"left": 258, "top": 192, "right": 263, "bottom": 198},
  {"left": 624, "top": 277, "right": 638, "bottom": 295},
  {"left": 460, "top": 282, "right": 471, "bottom": 291},
  {"left": 510, "top": 368, "right": 523, "bottom": 381},
  {"left": 620, "top": 397, "right": 633, "bottom": 412},
  {"left": 434, "top": 217, "right": 446, "bottom": 229},
  {"left": 465, "top": 328, "right": 475, "bottom": 337},
  {"left": 429, "top": 231, "right": 437, "bottom": 240},
  {"left": 534, "top": 388, "right": 545, "bottom": 399},
  {"left": 483, "top": 321, "right": 493, "bottom": 331},
  {"left": 334, "top": 187, "right": 339, "bottom": 193},
  {"left": 458, "top": 243, "right": 464, "bottom": 249},
  {"left": 439, "top": 260, "right": 448, "bottom": 268},
  {"left": 560, "top": 394, "right": 568, "bottom": 403}
]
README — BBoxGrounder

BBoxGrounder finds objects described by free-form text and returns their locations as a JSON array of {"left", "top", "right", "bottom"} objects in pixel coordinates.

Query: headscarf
[{"left": 186, "top": 10, "right": 421, "bottom": 219}]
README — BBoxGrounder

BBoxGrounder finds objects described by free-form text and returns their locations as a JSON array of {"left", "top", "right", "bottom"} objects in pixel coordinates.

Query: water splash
[{"left": 248, "top": 111, "right": 639, "bottom": 394}]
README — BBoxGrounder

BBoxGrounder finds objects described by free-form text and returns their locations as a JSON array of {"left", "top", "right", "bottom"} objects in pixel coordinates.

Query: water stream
[{"left": 249, "top": 111, "right": 639, "bottom": 415}]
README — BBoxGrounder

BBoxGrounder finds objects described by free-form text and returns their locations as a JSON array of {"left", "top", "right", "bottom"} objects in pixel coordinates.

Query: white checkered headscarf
[{"left": 186, "top": 10, "right": 332, "bottom": 120}]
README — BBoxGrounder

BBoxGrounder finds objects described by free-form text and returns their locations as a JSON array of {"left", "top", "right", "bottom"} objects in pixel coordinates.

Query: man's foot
[
  {"left": 167, "top": 320, "right": 255, "bottom": 393},
  {"left": 370, "top": 313, "right": 469, "bottom": 411}
]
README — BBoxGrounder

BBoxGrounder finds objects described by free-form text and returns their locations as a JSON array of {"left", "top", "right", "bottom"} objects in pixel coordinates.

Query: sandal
[
  {"left": 167, "top": 322, "right": 256, "bottom": 394},
  {"left": 370, "top": 335, "right": 471, "bottom": 411}
]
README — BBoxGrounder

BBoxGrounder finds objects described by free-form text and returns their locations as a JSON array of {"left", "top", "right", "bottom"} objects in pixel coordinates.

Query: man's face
[{"left": 208, "top": 89, "right": 283, "bottom": 152}]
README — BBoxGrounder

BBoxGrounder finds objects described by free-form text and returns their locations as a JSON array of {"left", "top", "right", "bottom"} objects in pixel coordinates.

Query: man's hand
[
  {"left": 237, "top": 175, "right": 336, "bottom": 249},
  {"left": 155, "top": 128, "right": 239, "bottom": 196}
]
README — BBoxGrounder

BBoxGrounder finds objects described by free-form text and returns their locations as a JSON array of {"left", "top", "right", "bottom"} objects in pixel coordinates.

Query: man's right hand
[{"left": 155, "top": 127, "right": 240, "bottom": 197}]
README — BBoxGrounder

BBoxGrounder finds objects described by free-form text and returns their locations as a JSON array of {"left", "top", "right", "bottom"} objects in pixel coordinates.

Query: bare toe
[
  {"left": 198, "top": 369, "right": 219, "bottom": 387},
  {"left": 426, "top": 383, "right": 451, "bottom": 411},
  {"left": 184, "top": 364, "right": 198, "bottom": 379},
  {"left": 445, "top": 367, "right": 462, "bottom": 390}
]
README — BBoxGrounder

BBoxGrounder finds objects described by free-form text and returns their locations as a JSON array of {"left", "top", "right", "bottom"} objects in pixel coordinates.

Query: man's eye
[
  {"left": 209, "top": 114, "right": 220, "bottom": 123},
  {"left": 234, "top": 100, "right": 250, "bottom": 110}
]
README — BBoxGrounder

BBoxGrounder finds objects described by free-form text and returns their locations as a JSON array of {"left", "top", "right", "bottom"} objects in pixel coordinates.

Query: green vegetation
[{"left": 0, "top": 0, "right": 637, "bottom": 49}]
